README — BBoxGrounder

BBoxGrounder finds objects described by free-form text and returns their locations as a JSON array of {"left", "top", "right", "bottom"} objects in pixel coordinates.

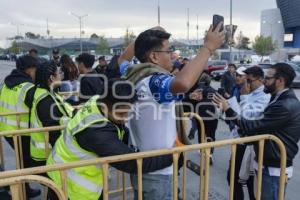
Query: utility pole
[
  {"left": 196, "top": 15, "right": 199, "bottom": 47},
  {"left": 229, "top": 0, "right": 233, "bottom": 62},
  {"left": 158, "top": 0, "right": 161, "bottom": 26},
  {"left": 187, "top": 8, "right": 190, "bottom": 45},
  {"left": 46, "top": 18, "right": 50, "bottom": 39},
  {"left": 69, "top": 12, "right": 88, "bottom": 53}
]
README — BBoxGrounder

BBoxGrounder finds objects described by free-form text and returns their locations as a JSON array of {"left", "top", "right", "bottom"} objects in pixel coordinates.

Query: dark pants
[
  {"left": 189, "top": 117, "right": 218, "bottom": 153},
  {"left": 48, "top": 190, "right": 103, "bottom": 200},
  {"left": 227, "top": 144, "right": 255, "bottom": 200}
]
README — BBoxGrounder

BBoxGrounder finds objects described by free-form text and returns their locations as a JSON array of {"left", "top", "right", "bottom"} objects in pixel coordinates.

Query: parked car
[
  {"left": 0, "top": 54, "right": 9, "bottom": 60},
  {"left": 258, "top": 63, "right": 300, "bottom": 88},
  {"left": 205, "top": 60, "right": 228, "bottom": 75},
  {"left": 211, "top": 69, "right": 226, "bottom": 81}
]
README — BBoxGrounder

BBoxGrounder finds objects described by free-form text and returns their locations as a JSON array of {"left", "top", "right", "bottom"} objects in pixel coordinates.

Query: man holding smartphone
[
  {"left": 118, "top": 22, "right": 224, "bottom": 200},
  {"left": 223, "top": 66, "right": 270, "bottom": 200}
]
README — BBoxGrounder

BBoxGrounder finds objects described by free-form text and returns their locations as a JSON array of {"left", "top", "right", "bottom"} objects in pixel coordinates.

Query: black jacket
[
  {"left": 75, "top": 121, "right": 174, "bottom": 174},
  {"left": 79, "top": 70, "right": 104, "bottom": 103},
  {"left": 225, "top": 89, "right": 300, "bottom": 167},
  {"left": 4, "top": 69, "right": 35, "bottom": 108},
  {"left": 221, "top": 71, "right": 236, "bottom": 95}
]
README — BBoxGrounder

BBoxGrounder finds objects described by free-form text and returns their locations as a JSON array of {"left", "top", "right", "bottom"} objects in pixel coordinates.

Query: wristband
[{"left": 202, "top": 45, "right": 214, "bottom": 55}]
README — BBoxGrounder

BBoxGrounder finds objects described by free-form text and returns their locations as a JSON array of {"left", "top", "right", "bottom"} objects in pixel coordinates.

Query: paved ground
[{"left": 0, "top": 61, "right": 299, "bottom": 199}]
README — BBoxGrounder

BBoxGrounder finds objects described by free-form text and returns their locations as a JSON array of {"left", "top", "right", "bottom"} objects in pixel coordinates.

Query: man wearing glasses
[
  {"left": 118, "top": 25, "right": 225, "bottom": 200},
  {"left": 213, "top": 63, "right": 300, "bottom": 200},
  {"left": 226, "top": 66, "right": 270, "bottom": 200}
]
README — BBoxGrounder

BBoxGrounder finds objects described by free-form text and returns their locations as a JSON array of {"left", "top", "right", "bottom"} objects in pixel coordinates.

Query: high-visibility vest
[
  {"left": 30, "top": 88, "right": 74, "bottom": 161},
  {"left": 47, "top": 95, "right": 124, "bottom": 200},
  {"left": 0, "top": 81, "right": 34, "bottom": 135}
]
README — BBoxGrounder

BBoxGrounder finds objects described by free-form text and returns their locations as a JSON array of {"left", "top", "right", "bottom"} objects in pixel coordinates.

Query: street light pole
[
  {"left": 229, "top": 0, "right": 233, "bottom": 62},
  {"left": 69, "top": 12, "right": 88, "bottom": 54},
  {"left": 158, "top": 0, "right": 160, "bottom": 26}
]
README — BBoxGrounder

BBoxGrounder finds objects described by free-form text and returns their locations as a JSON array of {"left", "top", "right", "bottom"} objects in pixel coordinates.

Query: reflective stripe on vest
[
  {"left": 17, "top": 83, "right": 33, "bottom": 111},
  {"left": 0, "top": 82, "right": 34, "bottom": 134},
  {"left": 51, "top": 148, "right": 102, "bottom": 195},
  {"left": 48, "top": 96, "right": 117, "bottom": 200},
  {"left": 0, "top": 116, "right": 28, "bottom": 128},
  {"left": 30, "top": 88, "right": 73, "bottom": 161}
]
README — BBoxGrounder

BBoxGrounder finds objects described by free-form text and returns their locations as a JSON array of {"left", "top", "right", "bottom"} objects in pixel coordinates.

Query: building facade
[
  {"left": 260, "top": 8, "right": 285, "bottom": 48},
  {"left": 277, "top": 0, "right": 300, "bottom": 48}
]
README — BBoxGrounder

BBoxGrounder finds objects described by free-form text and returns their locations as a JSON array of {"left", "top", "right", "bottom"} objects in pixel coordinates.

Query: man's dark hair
[
  {"left": 52, "top": 49, "right": 59, "bottom": 54},
  {"left": 16, "top": 55, "right": 40, "bottom": 71},
  {"left": 76, "top": 53, "right": 95, "bottom": 68},
  {"left": 134, "top": 29, "right": 171, "bottom": 63},
  {"left": 98, "top": 78, "right": 137, "bottom": 109},
  {"left": 228, "top": 63, "right": 237, "bottom": 69},
  {"left": 271, "top": 63, "right": 296, "bottom": 88},
  {"left": 98, "top": 56, "right": 105, "bottom": 61},
  {"left": 29, "top": 49, "right": 38, "bottom": 54},
  {"left": 244, "top": 66, "right": 264, "bottom": 79}
]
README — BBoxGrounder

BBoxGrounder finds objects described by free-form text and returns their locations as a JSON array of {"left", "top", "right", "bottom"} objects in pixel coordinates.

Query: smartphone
[
  {"left": 217, "top": 88, "right": 225, "bottom": 96},
  {"left": 197, "top": 81, "right": 205, "bottom": 90},
  {"left": 213, "top": 14, "right": 224, "bottom": 32}
]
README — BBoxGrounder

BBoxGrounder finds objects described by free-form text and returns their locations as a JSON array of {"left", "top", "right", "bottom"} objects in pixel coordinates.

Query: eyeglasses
[
  {"left": 264, "top": 76, "right": 276, "bottom": 80},
  {"left": 153, "top": 50, "right": 174, "bottom": 54},
  {"left": 247, "top": 78, "right": 260, "bottom": 83}
]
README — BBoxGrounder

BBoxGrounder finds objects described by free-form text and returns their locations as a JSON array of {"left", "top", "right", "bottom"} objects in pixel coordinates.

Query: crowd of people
[{"left": 0, "top": 22, "right": 299, "bottom": 200}]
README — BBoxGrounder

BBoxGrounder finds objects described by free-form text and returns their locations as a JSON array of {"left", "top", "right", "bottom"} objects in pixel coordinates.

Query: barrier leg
[
  {"left": 203, "top": 148, "right": 211, "bottom": 200},
  {"left": 102, "top": 163, "right": 109, "bottom": 200},
  {"left": 122, "top": 172, "right": 126, "bottom": 200},
  {"left": 172, "top": 153, "right": 179, "bottom": 200},
  {"left": 229, "top": 145, "right": 237, "bottom": 200},
  {"left": 136, "top": 159, "right": 143, "bottom": 200},
  {"left": 182, "top": 152, "right": 187, "bottom": 200},
  {"left": 10, "top": 184, "right": 21, "bottom": 200},
  {"left": 60, "top": 170, "right": 68, "bottom": 198},
  {"left": 256, "top": 140, "right": 265, "bottom": 200}
]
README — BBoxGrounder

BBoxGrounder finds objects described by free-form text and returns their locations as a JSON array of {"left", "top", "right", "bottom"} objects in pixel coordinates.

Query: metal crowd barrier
[
  {"left": 0, "top": 111, "right": 205, "bottom": 170},
  {"left": 0, "top": 134, "right": 287, "bottom": 200},
  {"left": 0, "top": 112, "right": 206, "bottom": 199}
]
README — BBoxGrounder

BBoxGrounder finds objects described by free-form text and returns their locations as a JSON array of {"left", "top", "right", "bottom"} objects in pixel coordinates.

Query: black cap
[
  {"left": 98, "top": 56, "right": 105, "bottom": 61},
  {"left": 29, "top": 48, "right": 38, "bottom": 54},
  {"left": 16, "top": 55, "right": 40, "bottom": 71},
  {"left": 52, "top": 49, "right": 59, "bottom": 54}
]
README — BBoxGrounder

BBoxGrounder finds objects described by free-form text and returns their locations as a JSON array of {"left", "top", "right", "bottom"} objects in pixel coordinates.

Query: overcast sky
[{"left": 0, "top": 0, "right": 277, "bottom": 48}]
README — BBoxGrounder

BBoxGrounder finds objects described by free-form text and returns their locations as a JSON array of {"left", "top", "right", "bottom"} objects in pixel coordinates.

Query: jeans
[
  {"left": 260, "top": 167, "right": 287, "bottom": 200},
  {"left": 130, "top": 174, "right": 172, "bottom": 200}
]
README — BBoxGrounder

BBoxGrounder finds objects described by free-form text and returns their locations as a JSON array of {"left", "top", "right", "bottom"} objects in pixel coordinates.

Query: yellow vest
[
  {"left": 47, "top": 95, "right": 124, "bottom": 200},
  {"left": 30, "top": 88, "right": 74, "bottom": 161},
  {"left": 0, "top": 82, "right": 34, "bottom": 135}
]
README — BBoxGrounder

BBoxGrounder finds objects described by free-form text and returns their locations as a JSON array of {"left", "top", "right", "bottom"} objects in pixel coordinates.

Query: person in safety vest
[
  {"left": 30, "top": 61, "right": 74, "bottom": 163},
  {"left": 0, "top": 55, "right": 41, "bottom": 198},
  {"left": 47, "top": 79, "right": 177, "bottom": 200}
]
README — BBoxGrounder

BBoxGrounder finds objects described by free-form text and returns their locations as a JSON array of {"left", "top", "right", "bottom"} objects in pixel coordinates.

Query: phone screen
[{"left": 213, "top": 15, "right": 224, "bottom": 32}]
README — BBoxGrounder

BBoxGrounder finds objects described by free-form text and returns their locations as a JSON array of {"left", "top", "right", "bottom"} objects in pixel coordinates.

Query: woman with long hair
[
  {"left": 30, "top": 61, "right": 74, "bottom": 163},
  {"left": 60, "top": 54, "right": 79, "bottom": 105}
]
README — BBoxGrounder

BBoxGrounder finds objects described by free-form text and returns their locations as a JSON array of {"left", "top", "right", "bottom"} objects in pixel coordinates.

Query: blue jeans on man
[
  {"left": 130, "top": 174, "right": 172, "bottom": 200},
  {"left": 260, "top": 167, "right": 287, "bottom": 200}
]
